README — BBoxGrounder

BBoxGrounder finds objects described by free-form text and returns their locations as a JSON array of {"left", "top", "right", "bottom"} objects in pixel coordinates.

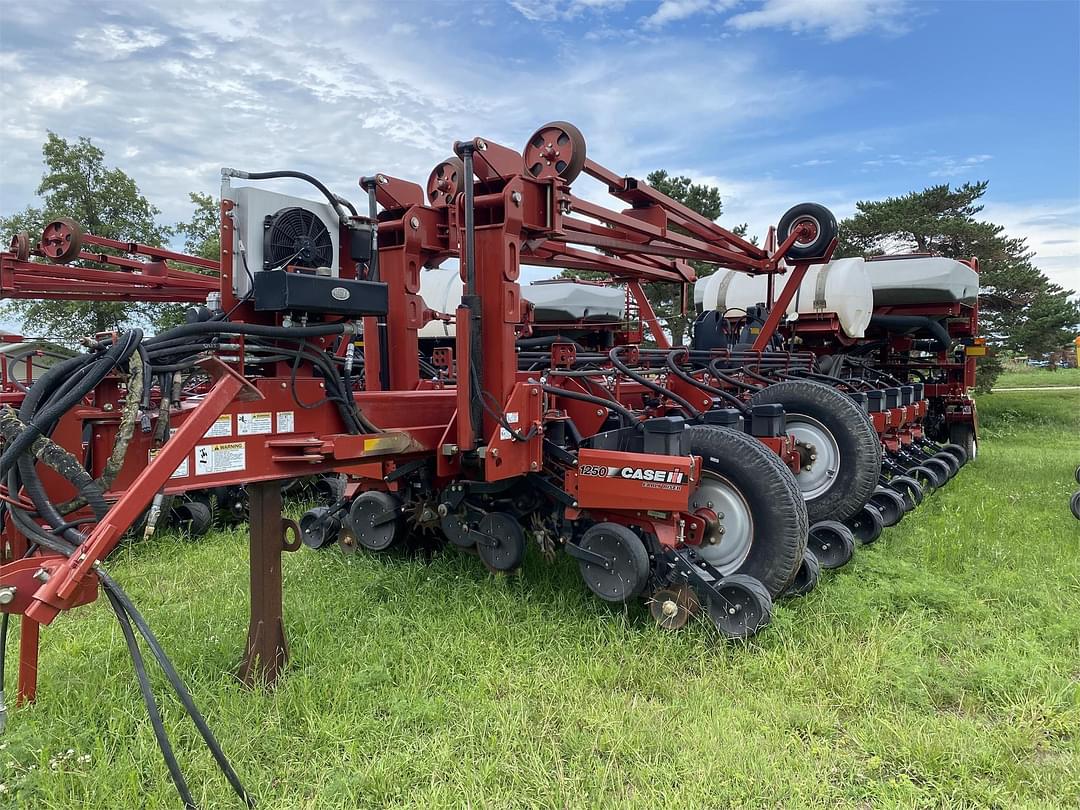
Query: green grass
[
  {"left": 3, "top": 391, "right": 1080, "bottom": 809},
  {"left": 995, "top": 366, "right": 1080, "bottom": 389}
]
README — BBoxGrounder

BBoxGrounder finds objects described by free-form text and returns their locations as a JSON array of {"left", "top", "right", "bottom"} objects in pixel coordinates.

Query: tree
[
  {"left": 0, "top": 133, "right": 171, "bottom": 345},
  {"left": 175, "top": 192, "right": 220, "bottom": 260},
  {"left": 563, "top": 170, "right": 747, "bottom": 346},
  {"left": 837, "top": 181, "right": 1080, "bottom": 390}
]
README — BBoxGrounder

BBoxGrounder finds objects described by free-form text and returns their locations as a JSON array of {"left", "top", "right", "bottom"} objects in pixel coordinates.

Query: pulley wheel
[
  {"left": 806, "top": 520, "right": 854, "bottom": 569},
  {"left": 706, "top": 574, "right": 773, "bottom": 640},
  {"left": 869, "top": 486, "right": 906, "bottom": 527},
  {"left": 784, "top": 549, "right": 820, "bottom": 598},
  {"left": 576, "top": 522, "right": 650, "bottom": 604},
  {"left": 523, "top": 120, "right": 586, "bottom": 183},
  {"left": 648, "top": 584, "right": 700, "bottom": 630},
  {"left": 348, "top": 490, "right": 404, "bottom": 552},
  {"left": 847, "top": 502, "right": 883, "bottom": 545},
  {"left": 475, "top": 511, "right": 527, "bottom": 572},
  {"left": 9, "top": 231, "right": 30, "bottom": 261},
  {"left": 440, "top": 510, "right": 475, "bottom": 548},
  {"left": 40, "top": 217, "right": 83, "bottom": 264},
  {"left": 427, "top": 157, "right": 466, "bottom": 207},
  {"left": 300, "top": 506, "right": 341, "bottom": 550}
]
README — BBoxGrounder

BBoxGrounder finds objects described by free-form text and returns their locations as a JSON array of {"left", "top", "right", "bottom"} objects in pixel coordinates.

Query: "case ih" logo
[{"left": 579, "top": 465, "right": 686, "bottom": 485}]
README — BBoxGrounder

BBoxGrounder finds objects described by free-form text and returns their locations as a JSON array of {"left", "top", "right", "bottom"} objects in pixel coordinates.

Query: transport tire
[
  {"left": 806, "top": 520, "right": 855, "bottom": 569},
  {"left": 869, "top": 486, "right": 906, "bottom": 527},
  {"left": 685, "top": 425, "right": 808, "bottom": 597},
  {"left": 749, "top": 380, "right": 881, "bottom": 524},
  {"left": 777, "top": 203, "right": 837, "bottom": 262},
  {"left": 948, "top": 424, "right": 977, "bottom": 462},
  {"left": 783, "top": 549, "right": 820, "bottom": 598}
]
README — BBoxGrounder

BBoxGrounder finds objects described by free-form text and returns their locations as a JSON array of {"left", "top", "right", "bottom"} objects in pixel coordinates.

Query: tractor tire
[
  {"left": 749, "top": 380, "right": 881, "bottom": 524},
  {"left": 685, "top": 425, "right": 808, "bottom": 597},
  {"left": 948, "top": 424, "right": 977, "bottom": 462}
]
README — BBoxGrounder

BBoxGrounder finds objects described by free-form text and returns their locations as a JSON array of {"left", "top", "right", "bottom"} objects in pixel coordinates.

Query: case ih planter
[{"left": 0, "top": 121, "right": 980, "bottom": 806}]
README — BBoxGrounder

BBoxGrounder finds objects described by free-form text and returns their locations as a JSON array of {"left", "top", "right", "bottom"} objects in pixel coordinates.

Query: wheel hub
[
  {"left": 688, "top": 473, "right": 753, "bottom": 574},
  {"left": 785, "top": 414, "right": 841, "bottom": 500}
]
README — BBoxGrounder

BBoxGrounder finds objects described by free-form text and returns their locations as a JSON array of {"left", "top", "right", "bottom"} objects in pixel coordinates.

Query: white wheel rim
[
  {"left": 689, "top": 473, "right": 754, "bottom": 574},
  {"left": 786, "top": 413, "right": 841, "bottom": 500}
]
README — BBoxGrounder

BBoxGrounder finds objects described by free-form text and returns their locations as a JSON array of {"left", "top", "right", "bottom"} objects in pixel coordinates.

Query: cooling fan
[{"left": 262, "top": 206, "right": 334, "bottom": 271}]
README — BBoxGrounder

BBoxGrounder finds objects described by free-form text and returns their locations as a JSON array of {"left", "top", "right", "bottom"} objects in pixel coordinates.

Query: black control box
[{"left": 253, "top": 270, "right": 388, "bottom": 316}]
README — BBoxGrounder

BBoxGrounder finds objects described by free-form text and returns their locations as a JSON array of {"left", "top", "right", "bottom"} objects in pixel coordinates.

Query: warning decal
[
  {"left": 195, "top": 442, "right": 246, "bottom": 475},
  {"left": 149, "top": 449, "right": 189, "bottom": 479},
  {"left": 237, "top": 412, "right": 272, "bottom": 435},
  {"left": 204, "top": 415, "right": 232, "bottom": 438},
  {"left": 276, "top": 411, "right": 295, "bottom": 433}
]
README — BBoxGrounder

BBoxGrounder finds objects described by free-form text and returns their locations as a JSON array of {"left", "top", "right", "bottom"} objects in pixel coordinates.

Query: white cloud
[
  {"left": 981, "top": 200, "right": 1080, "bottom": 295},
  {"left": 643, "top": 0, "right": 737, "bottom": 29},
  {"left": 75, "top": 25, "right": 168, "bottom": 58},
  {"left": 728, "top": 0, "right": 912, "bottom": 40}
]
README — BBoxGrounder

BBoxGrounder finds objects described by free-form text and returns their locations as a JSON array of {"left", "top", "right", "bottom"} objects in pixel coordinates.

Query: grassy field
[
  {"left": 2, "top": 389, "right": 1079, "bottom": 809},
  {"left": 995, "top": 366, "right": 1080, "bottom": 389}
]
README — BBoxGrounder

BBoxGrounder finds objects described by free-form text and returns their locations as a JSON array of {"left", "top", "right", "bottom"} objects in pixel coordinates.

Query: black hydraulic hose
[
  {"left": 664, "top": 350, "right": 750, "bottom": 414},
  {"left": 608, "top": 347, "right": 702, "bottom": 420},
  {"left": 542, "top": 384, "right": 640, "bottom": 429},
  {"left": 869, "top": 314, "right": 952, "bottom": 352},
  {"left": 230, "top": 169, "right": 357, "bottom": 217},
  {"left": 707, "top": 360, "right": 761, "bottom": 392},
  {"left": 516, "top": 335, "right": 588, "bottom": 350}
]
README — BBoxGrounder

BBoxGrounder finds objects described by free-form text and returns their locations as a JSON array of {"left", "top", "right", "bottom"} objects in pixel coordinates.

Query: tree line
[{"left": 3, "top": 133, "right": 1077, "bottom": 388}]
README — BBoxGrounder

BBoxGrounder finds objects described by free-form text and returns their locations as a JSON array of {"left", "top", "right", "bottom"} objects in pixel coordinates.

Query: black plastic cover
[{"left": 253, "top": 270, "right": 388, "bottom": 316}]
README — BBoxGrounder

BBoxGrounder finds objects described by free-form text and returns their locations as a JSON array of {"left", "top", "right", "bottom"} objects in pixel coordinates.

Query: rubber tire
[
  {"left": 939, "top": 441, "right": 969, "bottom": 467},
  {"left": 1071, "top": 491, "right": 1080, "bottom": 521},
  {"left": 922, "top": 457, "right": 953, "bottom": 486},
  {"left": 749, "top": 380, "right": 881, "bottom": 523},
  {"left": 806, "top": 520, "right": 855, "bottom": 569},
  {"left": 777, "top": 203, "right": 838, "bottom": 262},
  {"left": 869, "top": 486, "right": 906, "bottom": 527},
  {"left": 948, "top": 423, "right": 977, "bottom": 462},
  {"left": 886, "top": 475, "right": 924, "bottom": 510},
  {"left": 170, "top": 499, "right": 213, "bottom": 537},
  {"left": 300, "top": 506, "right": 341, "bottom": 550},
  {"left": 577, "top": 522, "right": 650, "bottom": 604},
  {"left": 1074, "top": 465, "right": 1080, "bottom": 487},
  {"left": 784, "top": 549, "right": 820, "bottom": 598},
  {"left": 707, "top": 573, "right": 773, "bottom": 640},
  {"left": 907, "top": 464, "right": 942, "bottom": 492},
  {"left": 932, "top": 451, "right": 960, "bottom": 478},
  {"left": 685, "top": 425, "right": 808, "bottom": 597},
  {"left": 847, "top": 502, "right": 883, "bottom": 544}
]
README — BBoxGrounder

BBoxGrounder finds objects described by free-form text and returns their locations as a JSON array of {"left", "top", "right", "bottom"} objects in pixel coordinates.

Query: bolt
[
  {"left": 409, "top": 216, "right": 420, "bottom": 230},
  {"left": 728, "top": 606, "right": 737, "bottom": 615},
  {"left": 530, "top": 461, "right": 539, "bottom": 471},
  {"left": 511, "top": 191, "right": 522, "bottom": 206},
  {"left": 810, "top": 453, "right": 817, "bottom": 461},
  {"left": 32, "top": 568, "right": 49, "bottom": 583},
  {"left": 0, "top": 586, "right": 15, "bottom": 605},
  {"left": 476, "top": 139, "right": 488, "bottom": 151},
  {"left": 706, "top": 501, "right": 713, "bottom": 508},
  {"left": 596, "top": 408, "right": 604, "bottom": 416},
  {"left": 717, "top": 512, "right": 724, "bottom": 519}
]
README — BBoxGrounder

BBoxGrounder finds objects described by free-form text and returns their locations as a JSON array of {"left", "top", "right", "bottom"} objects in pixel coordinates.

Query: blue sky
[{"left": 1, "top": 0, "right": 1077, "bottom": 292}]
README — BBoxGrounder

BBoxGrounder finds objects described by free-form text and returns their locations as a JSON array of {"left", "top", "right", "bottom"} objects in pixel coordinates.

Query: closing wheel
[
  {"left": 685, "top": 425, "right": 808, "bottom": 597},
  {"left": 348, "top": 490, "right": 405, "bottom": 551},
  {"left": 1076, "top": 465, "right": 1080, "bottom": 487},
  {"left": 706, "top": 574, "right": 773, "bottom": 640},
  {"left": 40, "top": 217, "right": 84, "bottom": 263},
  {"left": 426, "top": 157, "right": 466, "bottom": 207},
  {"left": 807, "top": 521, "right": 855, "bottom": 569},
  {"left": 576, "top": 522, "right": 650, "bottom": 603},
  {"left": 847, "top": 502, "right": 883, "bottom": 544},
  {"left": 475, "top": 512, "right": 526, "bottom": 572},
  {"left": 932, "top": 451, "right": 959, "bottom": 479},
  {"left": 300, "top": 506, "right": 341, "bottom": 550},
  {"left": 777, "top": 203, "right": 837, "bottom": 262},
  {"left": 648, "top": 584, "right": 701, "bottom": 630},
  {"left": 524, "top": 121, "right": 586, "bottom": 183},
  {"left": 869, "top": 486, "right": 906, "bottom": 527},
  {"left": 908, "top": 463, "right": 942, "bottom": 492},
  {"left": 886, "top": 474, "right": 924, "bottom": 510},
  {"left": 939, "top": 441, "right": 969, "bottom": 467},
  {"left": 749, "top": 380, "right": 881, "bottom": 523},
  {"left": 1071, "top": 491, "right": 1080, "bottom": 521},
  {"left": 784, "top": 549, "right": 821, "bottom": 598}
]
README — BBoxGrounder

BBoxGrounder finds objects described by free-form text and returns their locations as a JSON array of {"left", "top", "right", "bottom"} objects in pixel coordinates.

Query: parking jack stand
[{"left": 237, "top": 481, "right": 289, "bottom": 686}]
